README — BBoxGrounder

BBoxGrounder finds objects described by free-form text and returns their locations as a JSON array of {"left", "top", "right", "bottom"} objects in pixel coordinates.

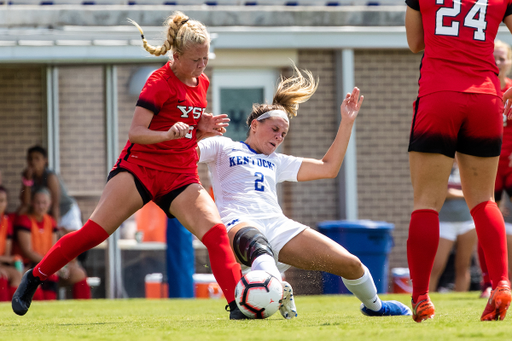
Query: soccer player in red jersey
[
  {"left": 405, "top": 0, "right": 512, "bottom": 322},
  {"left": 12, "top": 11, "right": 244, "bottom": 319},
  {"left": 0, "top": 186, "right": 21, "bottom": 301},
  {"left": 479, "top": 40, "right": 512, "bottom": 299}
]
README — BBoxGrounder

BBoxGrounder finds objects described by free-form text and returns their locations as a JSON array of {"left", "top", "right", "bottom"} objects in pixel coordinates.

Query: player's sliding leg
[
  {"left": 277, "top": 228, "right": 411, "bottom": 317},
  {"left": 341, "top": 265, "right": 412, "bottom": 317},
  {"left": 233, "top": 226, "right": 297, "bottom": 319}
]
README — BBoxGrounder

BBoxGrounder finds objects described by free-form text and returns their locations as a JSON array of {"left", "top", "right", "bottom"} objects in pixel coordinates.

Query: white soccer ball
[{"left": 234, "top": 270, "right": 284, "bottom": 319}]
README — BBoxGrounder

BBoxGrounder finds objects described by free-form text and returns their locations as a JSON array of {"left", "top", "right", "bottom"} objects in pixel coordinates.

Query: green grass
[{"left": 1, "top": 293, "right": 512, "bottom": 341}]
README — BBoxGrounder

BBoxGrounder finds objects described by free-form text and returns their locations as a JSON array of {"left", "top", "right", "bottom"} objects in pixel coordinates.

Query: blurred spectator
[
  {"left": 0, "top": 186, "right": 22, "bottom": 301},
  {"left": 15, "top": 188, "right": 90, "bottom": 300},
  {"left": 18, "top": 145, "right": 83, "bottom": 235},
  {"left": 429, "top": 161, "right": 477, "bottom": 292}
]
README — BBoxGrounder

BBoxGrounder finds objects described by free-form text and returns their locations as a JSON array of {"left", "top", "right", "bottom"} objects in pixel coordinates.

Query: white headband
[{"left": 256, "top": 110, "right": 289, "bottom": 123}]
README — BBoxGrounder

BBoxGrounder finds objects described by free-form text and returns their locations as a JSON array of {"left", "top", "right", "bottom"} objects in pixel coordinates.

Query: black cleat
[
  {"left": 226, "top": 301, "right": 250, "bottom": 320},
  {"left": 12, "top": 269, "right": 42, "bottom": 316}
]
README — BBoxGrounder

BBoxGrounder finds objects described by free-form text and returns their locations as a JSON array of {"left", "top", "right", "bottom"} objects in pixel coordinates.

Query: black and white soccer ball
[{"left": 234, "top": 270, "right": 283, "bottom": 319}]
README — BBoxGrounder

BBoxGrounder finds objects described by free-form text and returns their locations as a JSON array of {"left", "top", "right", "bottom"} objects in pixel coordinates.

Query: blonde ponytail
[
  {"left": 129, "top": 11, "right": 209, "bottom": 58},
  {"left": 246, "top": 64, "right": 318, "bottom": 132}
]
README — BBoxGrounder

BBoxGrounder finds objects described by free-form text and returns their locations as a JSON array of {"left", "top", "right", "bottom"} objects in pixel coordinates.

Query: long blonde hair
[
  {"left": 128, "top": 11, "right": 210, "bottom": 57},
  {"left": 246, "top": 64, "right": 318, "bottom": 133}
]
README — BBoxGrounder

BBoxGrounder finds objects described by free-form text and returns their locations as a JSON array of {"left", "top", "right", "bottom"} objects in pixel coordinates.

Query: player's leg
[
  {"left": 13, "top": 171, "right": 144, "bottom": 316},
  {"left": 453, "top": 226, "right": 477, "bottom": 292},
  {"left": 429, "top": 233, "right": 455, "bottom": 292},
  {"left": 408, "top": 151, "right": 453, "bottom": 321},
  {"left": 169, "top": 183, "right": 243, "bottom": 319},
  {"left": 278, "top": 228, "right": 411, "bottom": 317},
  {"left": 458, "top": 153, "right": 511, "bottom": 320},
  {"left": 407, "top": 92, "right": 467, "bottom": 322},
  {"left": 227, "top": 223, "right": 297, "bottom": 319},
  {"left": 456, "top": 93, "right": 510, "bottom": 320},
  {"left": 228, "top": 223, "right": 281, "bottom": 280}
]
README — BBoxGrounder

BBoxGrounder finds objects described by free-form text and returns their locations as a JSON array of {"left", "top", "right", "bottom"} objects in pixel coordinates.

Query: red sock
[
  {"left": 201, "top": 224, "right": 241, "bottom": 303},
  {"left": 73, "top": 279, "right": 91, "bottom": 299},
  {"left": 477, "top": 241, "right": 491, "bottom": 287},
  {"left": 0, "top": 278, "right": 9, "bottom": 301},
  {"left": 9, "top": 286, "right": 17, "bottom": 300},
  {"left": 471, "top": 201, "right": 508, "bottom": 288},
  {"left": 407, "top": 209, "right": 439, "bottom": 302},
  {"left": 33, "top": 220, "right": 109, "bottom": 280}
]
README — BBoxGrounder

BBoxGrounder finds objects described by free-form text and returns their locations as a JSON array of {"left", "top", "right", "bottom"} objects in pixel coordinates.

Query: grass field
[{"left": 2, "top": 292, "right": 512, "bottom": 341}]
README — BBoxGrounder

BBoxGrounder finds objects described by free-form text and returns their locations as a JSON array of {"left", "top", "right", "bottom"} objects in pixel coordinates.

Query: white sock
[
  {"left": 342, "top": 265, "right": 382, "bottom": 311},
  {"left": 251, "top": 254, "right": 282, "bottom": 281}
]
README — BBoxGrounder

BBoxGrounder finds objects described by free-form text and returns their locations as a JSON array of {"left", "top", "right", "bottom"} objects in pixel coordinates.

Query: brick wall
[
  {"left": 354, "top": 49, "right": 423, "bottom": 272},
  {"left": 0, "top": 66, "right": 44, "bottom": 213},
  {"left": 58, "top": 66, "right": 107, "bottom": 221}
]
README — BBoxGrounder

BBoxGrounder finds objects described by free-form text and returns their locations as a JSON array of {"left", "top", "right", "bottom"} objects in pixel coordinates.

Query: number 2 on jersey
[
  {"left": 254, "top": 172, "right": 265, "bottom": 192},
  {"left": 435, "top": 0, "right": 488, "bottom": 41}
]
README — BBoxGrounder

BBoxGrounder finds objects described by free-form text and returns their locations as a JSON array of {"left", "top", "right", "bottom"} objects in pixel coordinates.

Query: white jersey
[{"left": 198, "top": 136, "right": 303, "bottom": 223}]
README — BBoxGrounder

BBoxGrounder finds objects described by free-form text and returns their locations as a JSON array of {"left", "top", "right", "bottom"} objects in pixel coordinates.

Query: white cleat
[{"left": 279, "top": 281, "right": 297, "bottom": 319}]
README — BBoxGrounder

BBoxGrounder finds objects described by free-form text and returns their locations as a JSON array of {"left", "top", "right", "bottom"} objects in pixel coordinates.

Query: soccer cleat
[
  {"left": 226, "top": 301, "right": 250, "bottom": 320},
  {"left": 360, "top": 300, "right": 412, "bottom": 317},
  {"left": 12, "top": 269, "right": 43, "bottom": 316},
  {"left": 481, "top": 280, "right": 512, "bottom": 321},
  {"left": 411, "top": 294, "right": 435, "bottom": 323},
  {"left": 279, "top": 281, "right": 297, "bottom": 319}
]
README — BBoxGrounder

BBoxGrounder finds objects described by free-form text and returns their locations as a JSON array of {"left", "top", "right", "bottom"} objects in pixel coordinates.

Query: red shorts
[
  {"left": 495, "top": 154, "right": 512, "bottom": 201},
  {"left": 408, "top": 92, "right": 503, "bottom": 158},
  {"left": 108, "top": 158, "right": 200, "bottom": 218}
]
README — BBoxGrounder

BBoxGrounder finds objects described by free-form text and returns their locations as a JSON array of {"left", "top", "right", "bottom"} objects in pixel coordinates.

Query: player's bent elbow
[{"left": 408, "top": 41, "right": 425, "bottom": 54}]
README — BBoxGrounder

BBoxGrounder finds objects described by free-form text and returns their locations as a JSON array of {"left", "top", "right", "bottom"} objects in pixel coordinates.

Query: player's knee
[
  {"left": 344, "top": 254, "right": 364, "bottom": 278},
  {"left": 233, "top": 226, "right": 274, "bottom": 267}
]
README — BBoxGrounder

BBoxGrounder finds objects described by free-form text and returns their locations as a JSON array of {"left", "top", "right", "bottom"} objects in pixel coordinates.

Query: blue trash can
[{"left": 317, "top": 220, "right": 394, "bottom": 294}]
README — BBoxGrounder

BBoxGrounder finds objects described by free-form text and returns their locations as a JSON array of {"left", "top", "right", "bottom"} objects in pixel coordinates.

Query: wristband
[{"left": 22, "top": 178, "right": 34, "bottom": 187}]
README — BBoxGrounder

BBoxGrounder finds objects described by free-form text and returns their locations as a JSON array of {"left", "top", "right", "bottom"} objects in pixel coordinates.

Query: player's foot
[
  {"left": 226, "top": 301, "right": 250, "bottom": 320},
  {"left": 279, "top": 281, "right": 297, "bottom": 319},
  {"left": 12, "top": 269, "right": 42, "bottom": 316},
  {"left": 481, "top": 280, "right": 512, "bottom": 321},
  {"left": 360, "top": 300, "right": 412, "bottom": 316},
  {"left": 411, "top": 294, "right": 435, "bottom": 323}
]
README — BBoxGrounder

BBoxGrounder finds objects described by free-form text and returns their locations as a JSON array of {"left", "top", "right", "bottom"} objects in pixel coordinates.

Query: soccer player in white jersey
[{"left": 198, "top": 65, "right": 411, "bottom": 319}]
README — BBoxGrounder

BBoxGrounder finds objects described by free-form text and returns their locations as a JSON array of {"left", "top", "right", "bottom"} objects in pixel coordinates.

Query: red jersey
[
  {"left": 117, "top": 62, "right": 209, "bottom": 173},
  {"left": 407, "top": 0, "right": 512, "bottom": 97}
]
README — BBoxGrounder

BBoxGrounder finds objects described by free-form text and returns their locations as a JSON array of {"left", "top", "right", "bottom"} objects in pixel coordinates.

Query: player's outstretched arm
[
  {"left": 296, "top": 87, "right": 364, "bottom": 182},
  {"left": 196, "top": 113, "right": 229, "bottom": 141}
]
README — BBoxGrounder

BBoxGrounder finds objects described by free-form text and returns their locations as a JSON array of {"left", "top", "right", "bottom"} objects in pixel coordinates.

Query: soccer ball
[{"left": 234, "top": 270, "right": 284, "bottom": 319}]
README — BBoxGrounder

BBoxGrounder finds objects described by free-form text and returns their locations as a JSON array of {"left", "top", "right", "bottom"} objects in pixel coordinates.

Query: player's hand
[
  {"left": 504, "top": 87, "right": 512, "bottom": 119},
  {"left": 196, "top": 113, "right": 230, "bottom": 141},
  {"left": 167, "top": 122, "right": 190, "bottom": 140},
  {"left": 340, "top": 87, "right": 364, "bottom": 123}
]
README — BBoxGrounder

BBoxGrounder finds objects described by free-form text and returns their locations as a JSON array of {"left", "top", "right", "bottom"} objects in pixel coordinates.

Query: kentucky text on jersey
[{"left": 229, "top": 156, "right": 275, "bottom": 170}]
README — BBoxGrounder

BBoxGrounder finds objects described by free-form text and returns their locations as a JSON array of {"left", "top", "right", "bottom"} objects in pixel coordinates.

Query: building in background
[{"left": 2, "top": 2, "right": 507, "bottom": 295}]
